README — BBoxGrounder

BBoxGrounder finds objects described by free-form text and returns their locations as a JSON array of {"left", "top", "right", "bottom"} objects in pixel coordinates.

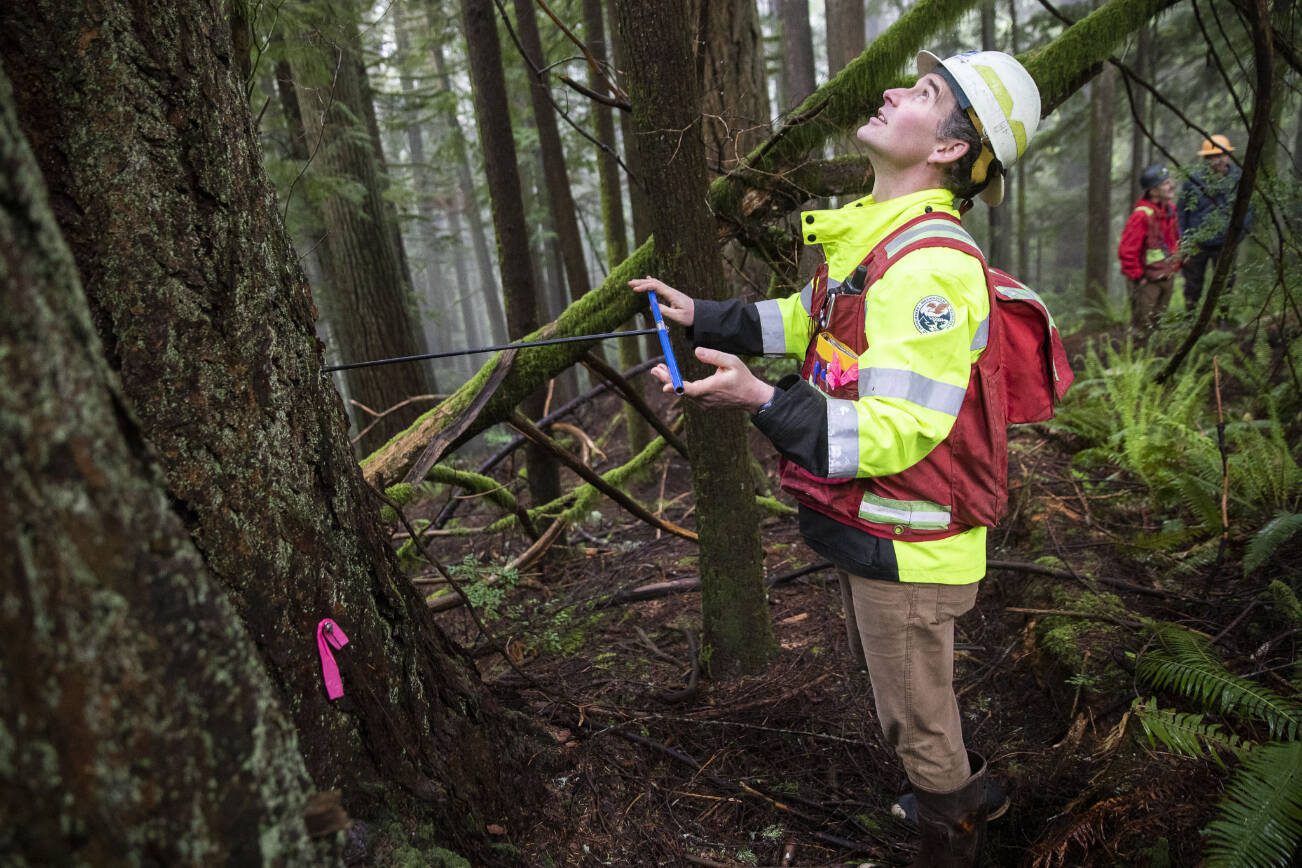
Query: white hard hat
[{"left": 918, "top": 50, "right": 1041, "bottom": 207}]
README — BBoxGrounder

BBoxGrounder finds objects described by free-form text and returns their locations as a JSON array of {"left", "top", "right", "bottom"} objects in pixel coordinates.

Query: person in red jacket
[{"left": 1117, "top": 164, "right": 1180, "bottom": 331}]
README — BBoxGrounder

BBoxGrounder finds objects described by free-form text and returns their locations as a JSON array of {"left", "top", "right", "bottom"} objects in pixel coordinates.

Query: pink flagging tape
[{"left": 316, "top": 618, "right": 350, "bottom": 701}]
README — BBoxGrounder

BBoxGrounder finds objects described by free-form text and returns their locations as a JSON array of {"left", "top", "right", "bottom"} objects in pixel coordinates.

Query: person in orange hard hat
[{"left": 1178, "top": 134, "right": 1253, "bottom": 312}]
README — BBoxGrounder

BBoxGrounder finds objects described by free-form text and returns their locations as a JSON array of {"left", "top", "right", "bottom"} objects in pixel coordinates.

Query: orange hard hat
[{"left": 1198, "top": 134, "right": 1234, "bottom": 156}]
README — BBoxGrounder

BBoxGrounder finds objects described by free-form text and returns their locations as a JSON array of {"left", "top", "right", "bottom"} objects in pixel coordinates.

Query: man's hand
[
  {"left": 629, "top": 276, "right": 694, "bottom": 327},
  {"left": 651, "top": 347, "right": 775, "bottom": 412}
]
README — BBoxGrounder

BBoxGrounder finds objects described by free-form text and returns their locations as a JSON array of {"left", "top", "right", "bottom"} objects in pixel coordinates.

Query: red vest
[{"left": 777, "top": 214, "right": 1008, "bottom": 543}]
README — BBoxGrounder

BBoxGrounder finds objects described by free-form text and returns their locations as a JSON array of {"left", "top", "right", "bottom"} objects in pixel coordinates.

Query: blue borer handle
[{"left": 646, "top": 290, "right": 685, "bottom": 395}]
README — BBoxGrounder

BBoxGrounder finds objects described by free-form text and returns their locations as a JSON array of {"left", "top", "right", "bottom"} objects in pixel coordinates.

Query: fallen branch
[
  {"left": 1006, "top": 606, "right": 1143, "bottom": 629},
  {"left": 432, "top": 356, "right": 664, "bottom": 529},
  {"left": 507, "top": 516, "right": 569, "bottom": 572},
  {"left": 581, "top": 352, "right": 688, "bottom": 458},
  {"left": 509, "top": 411, "right": 699, "bottom": 542},
  {"left": 402, "top": 347, "right": 521, "bottom": 485}
]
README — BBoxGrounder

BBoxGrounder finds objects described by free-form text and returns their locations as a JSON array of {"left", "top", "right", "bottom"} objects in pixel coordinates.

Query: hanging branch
[
  {"left": 532, "top": 0, "right": 629, "bottom": 104},
  {"left": 1157, "top": 0, "right": 1273, "bottom": 383}
]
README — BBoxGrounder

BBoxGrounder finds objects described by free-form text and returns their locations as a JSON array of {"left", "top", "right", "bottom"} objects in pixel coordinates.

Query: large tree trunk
[
  {"left": 615, "top": 0, "right": 776, "bottom": 677},
  {"left": 1084, "top": 63, "right": 1116, "bottom": 320},
  {"left": 429, "top": 34, "right": 509, "bottom": 345},
  {"left": 826, "top": 0, "right": 866, "bottom": 77},
  {"left": 459, "top": 0, "right": 561, "bottom": 507},
  {"left": 699, "top": 0, "right": 772, "bottom": 172},
  {"left": 0, "top": 66, "right": 327, "bottom": 866},
  {"left": 779, "top": 0, "right": 817, "bottom": 113},
  {"left": 513, "top": 0, "right": 591, "bottom": 302},
  {"left": 584, "top": 0, "right": 651, "bottom": 452},
  {"left": 287, "top": 0, "right": 436, "bottom": 453},
  {"left": 0, "top": 1, "right": 544, "bottom": 859}
]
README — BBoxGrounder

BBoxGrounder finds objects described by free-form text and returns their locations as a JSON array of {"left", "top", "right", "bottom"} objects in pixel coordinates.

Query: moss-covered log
[
  {"left": 0, "top": 0, "right": 546, "bottom": 858},
  {"left": 0, "top": 67, "right": 326, "bottom": 864}
]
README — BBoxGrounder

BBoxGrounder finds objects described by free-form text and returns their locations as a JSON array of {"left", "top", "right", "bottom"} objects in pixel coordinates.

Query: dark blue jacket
[{"left": 1178, "top": 163, "right": 1253, "bottom": 250}]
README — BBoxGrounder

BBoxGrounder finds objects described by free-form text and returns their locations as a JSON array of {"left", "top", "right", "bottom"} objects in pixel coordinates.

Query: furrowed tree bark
[
  {"left": 459, "top": 0, "right": 561, "bottom": 507},
  {"left": 0, "top": 65, "right": 328, "bottom": 866},
  {"left": 362, "top": 0, "right": 1178, "bottom": 488},
  {"left": 286, "top": 0, "right": 437, "bottom": 454},
  {"left": 0, "top": 1, "right": 546, "bottom": 859},
  {"left": 615, "top": 0, "right": 776, "bottom": 677}
]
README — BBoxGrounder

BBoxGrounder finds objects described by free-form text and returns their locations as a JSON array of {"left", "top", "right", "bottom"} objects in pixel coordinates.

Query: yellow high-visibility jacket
[{"left": 691, "top": 188, "right": 991, "bottom": 583}]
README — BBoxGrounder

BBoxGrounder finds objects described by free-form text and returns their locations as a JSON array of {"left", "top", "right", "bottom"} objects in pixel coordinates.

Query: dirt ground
[{"left": 410, "top": 381, "right": 1291, "bottom": 867}]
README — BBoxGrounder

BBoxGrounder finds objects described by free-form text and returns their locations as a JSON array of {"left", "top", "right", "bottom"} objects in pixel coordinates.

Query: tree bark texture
[
  {"left": 459, "top": 0, "right": 561, "bottom": 506},
  {"left": 780, "top": 0, "right": 818, "bottom": 114},
  {"left": 1084, "top": 63, "right": 1116, "bottom": 317},
  {"left": 699, "top": 0, "right": 772, "bottom": 172},
  {"left": 286, "top": 0, "right": 436, "bottom": 453},
  {"left": 615, "top": 0, "right": 777, "bottom": 677},
  {"left": 512, "top": 0, "right": 592, "bottom": 302},
  {"left": 826, "top": 0, "right": 866, "bottom": 75},
  {"left": 0, "top": 0, "right": 545, "bottom": 856},
  {"left": 0, "top": 66, "right": 328, "bottom": 867}
]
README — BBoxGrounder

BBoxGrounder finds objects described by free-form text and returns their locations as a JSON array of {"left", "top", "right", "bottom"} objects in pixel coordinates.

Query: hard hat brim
[{"left": 1197, "top": 145, "right": 1235, "bottom": 155}]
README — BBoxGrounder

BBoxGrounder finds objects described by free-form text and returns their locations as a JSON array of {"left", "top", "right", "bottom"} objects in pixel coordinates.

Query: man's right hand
[{"left": 629, "top": 276, "right": 694, "bottom": 327}]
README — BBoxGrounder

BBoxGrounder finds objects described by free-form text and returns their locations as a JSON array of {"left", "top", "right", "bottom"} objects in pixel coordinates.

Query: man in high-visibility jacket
[
  {"left": 631, "top": 49, "right": 1040, "bottom": 867},
  {"left": 1117, "top": 163, "right": 1180, "bottom": 331}
]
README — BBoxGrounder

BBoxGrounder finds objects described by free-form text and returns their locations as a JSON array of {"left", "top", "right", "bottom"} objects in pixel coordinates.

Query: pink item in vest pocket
[
  {"left": 317, "top": 618, "right": 350, "bottom": 700},
  {"left": 825, "top": 354, "right": 859, "bottom": 389}
]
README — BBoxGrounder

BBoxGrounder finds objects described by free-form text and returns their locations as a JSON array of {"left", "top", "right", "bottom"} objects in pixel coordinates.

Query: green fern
[
  {"left": 1203, "top": 740, "right": 1302, "bottom": 868},
  {"left": 1132, "top": 697, "right": 1249, "bottom": 767},
  {"left": 1245, "top": 512, "right": 1302, "bottom": 576},
  {"left": 1136, "top": 623, "right": 1302, "bottom": 740}
]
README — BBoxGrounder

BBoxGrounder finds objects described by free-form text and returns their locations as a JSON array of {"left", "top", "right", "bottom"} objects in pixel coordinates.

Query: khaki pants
[
  {"left": 1130, "top": 276, "right": 1173, "bottom": 332},
  {"left": 842, "top": 572, "right": 979, "bottom": 792}
]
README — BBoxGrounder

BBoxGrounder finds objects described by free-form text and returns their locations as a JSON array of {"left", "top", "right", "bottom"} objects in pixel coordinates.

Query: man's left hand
[{"left": 650, "top": 347, "right": 775, "bottom": 413}]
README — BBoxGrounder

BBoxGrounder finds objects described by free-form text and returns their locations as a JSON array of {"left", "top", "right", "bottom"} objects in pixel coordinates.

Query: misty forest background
[{"left": 2, "top": 0, "right": 1302, "bottom": 865}]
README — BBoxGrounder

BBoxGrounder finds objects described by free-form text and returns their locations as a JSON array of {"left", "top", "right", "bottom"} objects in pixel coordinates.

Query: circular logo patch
[{"left": 913, "top": 295, "right": 956, "bottom": 333}]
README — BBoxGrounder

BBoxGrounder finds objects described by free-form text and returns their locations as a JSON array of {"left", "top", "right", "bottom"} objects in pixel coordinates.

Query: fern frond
[
  {"left": 1245, "top": 513, "right": 1302, "bottom": 576},
  {"left": 1204, "top": 740, "right": 1302, "bottom": 868},
  {"left": 1137, "top": 623, "right": 1302, "bottom": 740},
  {"left": 1132, "top": 697, "right": 1248, "bottom": 767}
]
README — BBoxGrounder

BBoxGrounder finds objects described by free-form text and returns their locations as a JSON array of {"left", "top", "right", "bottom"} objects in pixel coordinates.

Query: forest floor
[{"left": 410, "top": 375, "right": 1294, "bottom": 868}]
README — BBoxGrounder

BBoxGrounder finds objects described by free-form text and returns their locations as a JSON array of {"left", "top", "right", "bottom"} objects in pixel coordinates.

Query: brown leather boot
[{"left": 909, "top": 752, "right": 990, "bottom": 867}]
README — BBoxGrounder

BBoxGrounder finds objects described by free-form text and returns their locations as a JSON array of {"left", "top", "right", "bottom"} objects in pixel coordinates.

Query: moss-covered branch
[{"left": 363, "top": 240, "right": 655, "bottom": 485}]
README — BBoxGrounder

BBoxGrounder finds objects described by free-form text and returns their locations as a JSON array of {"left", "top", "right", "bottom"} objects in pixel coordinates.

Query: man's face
[
  {"left": 1151, "top": 177, "right": 1175, "bottom": 204},
  {"left": 856, "top": 72, "right": 962, "bottom": 170},
  {"left": 1206, "top": 153, "right": 1231, "bottom": 175}
]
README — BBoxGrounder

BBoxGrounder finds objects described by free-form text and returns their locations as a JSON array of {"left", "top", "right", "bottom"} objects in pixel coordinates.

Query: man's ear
[{"left": 929, "top": 138, "right": 970, "bottom": 168}]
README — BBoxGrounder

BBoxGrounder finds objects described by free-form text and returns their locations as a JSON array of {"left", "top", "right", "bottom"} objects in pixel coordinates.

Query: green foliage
[
  {"left": 1132, "top": 697, "right": 1249, "bottom": 767},
  {"left": 1203, "top": 740, "right": 1302, "bottom": 868},
  {"left": 1052, "top": 340, "right": 1302, "bottom": 559},
  {"left": 1266, "top": 580, "right": 1302, "bottom": 628},
  {"left": 1134, "top": 623, "right": 1302, "bottom": 864},
  {"left": 1136, "top": 622, "right": 1301, "bottom": 740},
  {"left": 445, "top": 555, "right": 520, "bottom": 622},
  {"left": 1245, "top": 513, "right": 1302, "bottom": 576}
]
